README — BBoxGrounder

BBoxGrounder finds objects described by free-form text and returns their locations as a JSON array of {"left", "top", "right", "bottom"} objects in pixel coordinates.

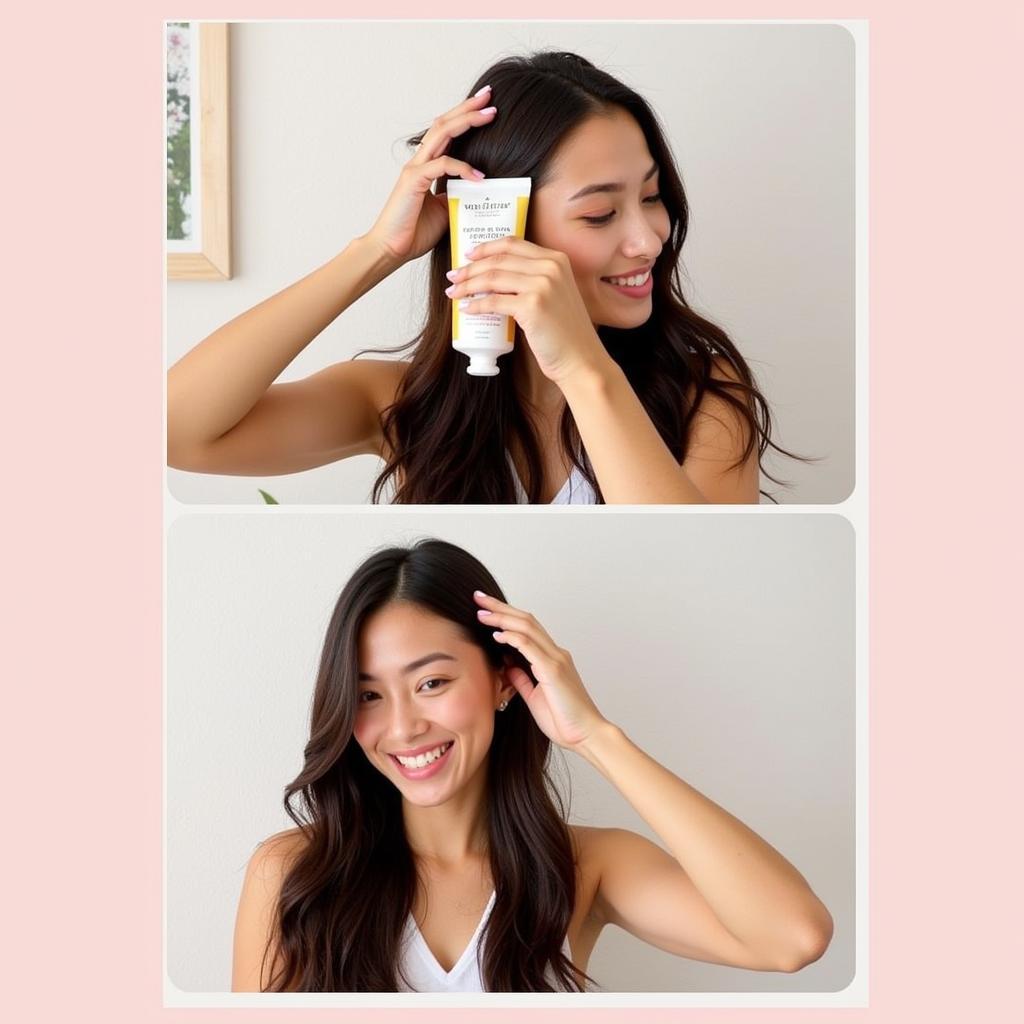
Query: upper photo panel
[{"left": 166, "top": 21, "right": 856, "bottom": 505}]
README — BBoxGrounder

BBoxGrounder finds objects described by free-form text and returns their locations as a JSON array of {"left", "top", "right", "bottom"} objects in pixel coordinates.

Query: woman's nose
[
  {"left": 388, "top": 698, "right": 427, "bottom": 742},
  {"left": 620, "top": 210, "right": 664, "bottom": 260}
]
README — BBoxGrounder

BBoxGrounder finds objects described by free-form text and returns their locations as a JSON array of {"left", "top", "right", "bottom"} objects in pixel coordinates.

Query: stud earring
[{"left": 498, "top": 699, "right": 509, "bottom": 711}]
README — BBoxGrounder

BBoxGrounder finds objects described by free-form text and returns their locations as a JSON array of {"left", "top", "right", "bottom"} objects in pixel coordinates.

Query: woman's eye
[
  {"left": 419, "top": 678, "right": 450, "bottom": 692},
  {"left": 583, "top": 196, "right": 661, "bottom": 226},
  {"left": 358, "top": 691, "right": 379, "bottom": 704}
]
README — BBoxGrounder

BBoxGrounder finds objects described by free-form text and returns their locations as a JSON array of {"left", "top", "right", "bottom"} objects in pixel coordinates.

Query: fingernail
[
  {"left": 474, "top": 590, "right": 490, "bottom": 598},
  {"left": 458, "top": 299, "right": 472, "bottom": 310},
  {"left": 479, "top": 106, "right": 497, "bottom": 116},
  {"left": 444, "top": 285, "right": 456, "bottom": 297},
  {"left": 477, "top": 609, "right": 492, "bottom": 617},
  {"left": 474, "top": 84, "right": 492, "bottom": 97},
  {"left": 471, "top": 168, "right": 486, "bottom": 179},
  {"left": 465, "top": 245, "right": 477, "bottom": 258},
  {"left": 445, "top": 269, "right": 459, "bottom": 281}
]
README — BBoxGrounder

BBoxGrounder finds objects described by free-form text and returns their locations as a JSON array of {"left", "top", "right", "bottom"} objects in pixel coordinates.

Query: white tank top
[
  {"left": 396, "top": 890, "right": 575, "bottom": 992},
  {"left": 509, "top": 457, "right": 598, "bottom": 505},
  {"left": 379, "top": 461, "right": 597, "bottom": 505}
]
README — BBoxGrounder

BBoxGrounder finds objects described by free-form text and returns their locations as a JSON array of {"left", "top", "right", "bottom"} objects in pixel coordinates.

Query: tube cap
[{"left": 466, "top": 355, "right": 500, "bottom": 376}]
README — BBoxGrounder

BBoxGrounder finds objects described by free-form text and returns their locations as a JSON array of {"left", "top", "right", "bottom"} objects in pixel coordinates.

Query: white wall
[
  {"left": 167, "top": 512, "right": 855, "bottom": 992},
  {"left": 166, "top": 21, "right": 856, "bottom": 505}
]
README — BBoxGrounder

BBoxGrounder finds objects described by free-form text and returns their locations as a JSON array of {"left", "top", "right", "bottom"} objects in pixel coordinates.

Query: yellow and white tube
[{"left": 447, "top": 177, "right": 532, "bottom": 376}]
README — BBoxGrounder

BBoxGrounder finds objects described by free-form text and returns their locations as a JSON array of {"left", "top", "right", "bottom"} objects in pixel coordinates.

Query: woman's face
[
  {"left": 529, "top": 107, "right": 672, "bottom": 330},
  {"left": 352, "top": 601, "right": 508, "bottom": 808}
]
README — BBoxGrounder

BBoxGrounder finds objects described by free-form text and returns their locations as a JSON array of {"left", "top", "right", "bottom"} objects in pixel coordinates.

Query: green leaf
[{"left": 258, "top": 489, "right": 279, "bottom": 505}]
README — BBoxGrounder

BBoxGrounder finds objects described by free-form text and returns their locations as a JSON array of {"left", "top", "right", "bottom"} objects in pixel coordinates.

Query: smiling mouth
[
  {"left": 388, "top": 741, "right": 455, "bottom": 778},
  {"left": 601, "top": 269, "right": 652, "bottom": 288}
]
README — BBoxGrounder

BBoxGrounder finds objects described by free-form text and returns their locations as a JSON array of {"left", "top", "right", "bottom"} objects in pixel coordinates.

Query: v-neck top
[
  {"left": 378, "top": 460, "right": 597, "bottom": 504},
  {"left": 508, "top": 457, "right": 598, "bottom": 506},
  {"left": 396, "top": 891, "right": 575, "bottom": 992}
]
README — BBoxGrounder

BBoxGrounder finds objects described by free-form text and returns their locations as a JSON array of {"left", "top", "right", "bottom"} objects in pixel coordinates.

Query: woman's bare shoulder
[
  {"left": 569, "top": 824, "right": 639, "bottom": 863},
  {"left": 246, "top": 827, "right": 310, "bottom": 880},
  {"left": 569, "top": 824, "right": 647, "bottom": 897},
  {"left": 567, "top": 826, "right": 639, "bottom": 962},
  {"left": 233, "top": 828, "right": 311, "bottom": 992},
  {"left": 337, "top": 358, "right": 409, "bottom": 413},
  {"left": 299, "top": 356, "right": 409, "bottom": 427},
  {"left": 570, "top": 825, "right": 676, "bottom": 891}
]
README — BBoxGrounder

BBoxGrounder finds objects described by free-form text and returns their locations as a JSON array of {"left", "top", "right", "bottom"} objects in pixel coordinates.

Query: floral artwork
[
  {"left": 165, "top": 22, "right": 231, "bottom": 279},
  {"left": 166, "top": 22, "right": 193, "bottom": 242}
]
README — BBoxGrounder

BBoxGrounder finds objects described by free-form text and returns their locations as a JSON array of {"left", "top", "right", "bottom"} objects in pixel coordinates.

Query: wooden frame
[{"left": 167, "top": 23, "right": 232, "bottom": 280}]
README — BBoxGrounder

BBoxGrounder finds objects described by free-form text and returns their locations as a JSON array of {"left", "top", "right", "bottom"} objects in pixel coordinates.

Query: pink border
[{"left": 8, "top": 3, "right": 1020, "bottom": 1021}]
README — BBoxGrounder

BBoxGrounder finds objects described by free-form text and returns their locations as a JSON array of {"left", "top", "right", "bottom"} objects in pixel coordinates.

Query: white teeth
[
  {"left": 606, "top": 270, "right": 650, "bottom": 288},
  {"left": 395, "top": 742, "right": 452, "bottom": 769}
]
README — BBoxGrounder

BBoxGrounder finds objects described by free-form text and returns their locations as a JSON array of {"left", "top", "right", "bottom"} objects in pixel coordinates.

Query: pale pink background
[{"left": 7, "top": 1, "right": 1020, "bottom": 1022}]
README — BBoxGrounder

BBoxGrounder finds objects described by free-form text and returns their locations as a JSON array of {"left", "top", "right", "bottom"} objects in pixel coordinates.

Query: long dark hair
[
  {"left": 264, "top": 539, "right": 583, "bottom": 991},
  {"left": 373, "top": 50, "right": 787, "bottom": 503}
]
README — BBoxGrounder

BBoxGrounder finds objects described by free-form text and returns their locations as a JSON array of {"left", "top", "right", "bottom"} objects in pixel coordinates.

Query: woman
[
  {"left": 168, "top": 52, "right": 787, "bottom": 504},
  {"left": 231, "top": 540, "right": 833, "bottom": 991}
]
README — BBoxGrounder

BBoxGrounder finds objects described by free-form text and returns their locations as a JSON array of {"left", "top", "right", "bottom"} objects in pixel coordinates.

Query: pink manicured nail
[
  {"left": 445, "top": 269, "right": 459, "bottom": 281},
  {"left": 444, "top": 285, "right": 456, "bottom": 297},
  {"left": 471, "top": 169, "right": 486, "bottom": 179},
  {"left": 479, "top": 106, "right": 497, "bottom": 115},
  {"left": 465, "top": 245, "right": 478, "bottom": 258},
  {"left": 474, "top": 84, "right": 492, "bottom": 97},
  {"left": 477, "top": 609, "right": 492, "bottom": 617}
]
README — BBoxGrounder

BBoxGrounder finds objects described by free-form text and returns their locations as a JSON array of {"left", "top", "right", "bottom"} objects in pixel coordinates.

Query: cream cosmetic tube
[{"left": 447, "top": 177, "right": 532, "bottom": 376}]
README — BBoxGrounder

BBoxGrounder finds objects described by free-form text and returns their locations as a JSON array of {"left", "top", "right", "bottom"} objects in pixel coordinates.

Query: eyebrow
[
  {"left": 358, "top": 652, "right": 457, "bottom": 682},
  {"left": 567, "top": 162, "right": 659, "bottom": 202}
]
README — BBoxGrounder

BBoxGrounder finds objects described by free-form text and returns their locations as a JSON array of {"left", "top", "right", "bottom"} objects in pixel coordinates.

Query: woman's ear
[
  {"left": 494, "top": 666, "right": 517, "bottom": 706},
  {"left": 496, "top": 662, "right": 532, "bottom": 708}
]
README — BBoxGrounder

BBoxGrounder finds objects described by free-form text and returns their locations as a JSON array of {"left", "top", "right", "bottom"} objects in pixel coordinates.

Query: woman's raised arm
[
  {"left": 168, "top": 86, "right": 499, "bottom": 476},
  {"left": 475, "top": 590, "right": 833, "bottom": 973},
  {"left": 167, "top": 238, "right": 402, "bottom": 474},
  {"left": 575, "top": 727, "right": 833, "bottom": 972}
]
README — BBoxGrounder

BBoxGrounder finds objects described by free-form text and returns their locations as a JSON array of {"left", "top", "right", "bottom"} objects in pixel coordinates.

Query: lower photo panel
[{"left": 166, "top": 511, "right": 856, "bottom": 996}]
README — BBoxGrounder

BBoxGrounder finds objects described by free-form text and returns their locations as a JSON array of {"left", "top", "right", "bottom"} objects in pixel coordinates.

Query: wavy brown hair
[
  {"left": 371, "top": 51, "right": 790, "bottom": 503},
  {"left": 264, "top": 539, "right": 584, "bottom": 991}
]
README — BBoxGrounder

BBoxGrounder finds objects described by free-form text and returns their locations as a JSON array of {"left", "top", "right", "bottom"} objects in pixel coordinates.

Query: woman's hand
[
  {"left": 446, "top": 237, "right": 610, "bottom": 384},
  {"left": 362, "top": 88, "right": 497, "bottom": 265},
  {"left": 473, "top": 590, "right": 608, "bottom": 750}
]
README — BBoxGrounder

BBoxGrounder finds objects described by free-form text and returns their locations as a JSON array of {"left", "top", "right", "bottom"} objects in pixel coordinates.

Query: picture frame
[{"left": 166, "top": 22, "right": 232, "bottom": 281}]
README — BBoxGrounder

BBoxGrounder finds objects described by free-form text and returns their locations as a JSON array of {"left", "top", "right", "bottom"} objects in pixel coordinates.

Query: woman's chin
[
  {"left": 401, "top": 790, "right": 452, "bottom": 809},
  {"left": 595, "top": 304, "right": 654, "bottom": 332}
]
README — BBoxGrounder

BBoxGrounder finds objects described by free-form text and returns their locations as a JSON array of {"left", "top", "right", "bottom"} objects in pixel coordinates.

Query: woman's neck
[{"left": 401, "top": 771, "right": 490, "bottom": 868}]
